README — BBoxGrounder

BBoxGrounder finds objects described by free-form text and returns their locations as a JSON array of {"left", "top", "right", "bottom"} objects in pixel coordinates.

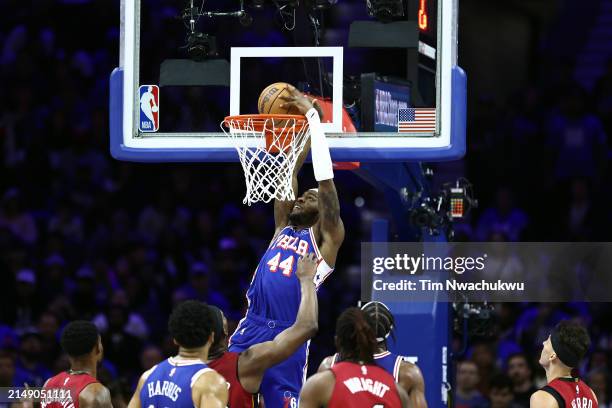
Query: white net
[{"left": 222, "top": 115, "right": 311, "bottom": 205}]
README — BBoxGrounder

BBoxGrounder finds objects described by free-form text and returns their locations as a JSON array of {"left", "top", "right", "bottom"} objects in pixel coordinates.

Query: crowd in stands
[{"left": 1, "top": 1, "right": 611, "bottom": 407}]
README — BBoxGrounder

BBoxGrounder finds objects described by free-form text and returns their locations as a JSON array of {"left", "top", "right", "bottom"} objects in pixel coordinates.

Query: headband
[{"left": 550, "top": 326, "right": 580, "bottom": 368}]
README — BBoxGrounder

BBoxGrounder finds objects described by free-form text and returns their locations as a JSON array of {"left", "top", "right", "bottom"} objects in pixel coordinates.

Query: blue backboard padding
[{"left": 109, "top": 67, "right": 466, "bottom": 162}]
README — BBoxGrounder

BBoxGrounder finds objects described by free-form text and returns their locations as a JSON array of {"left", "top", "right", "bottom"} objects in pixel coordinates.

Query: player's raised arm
[
  {"left": 273, "top": 85, "right": 320, "bottom": 233},
  {"left": 302, "top": 94, "right": 344, "bottom": 266},
  {"left": 399, "top": 362, "right": 428, "bottom": 408},
  {"left": 238, "top": 253, "right": 319, "bottom": 391}
]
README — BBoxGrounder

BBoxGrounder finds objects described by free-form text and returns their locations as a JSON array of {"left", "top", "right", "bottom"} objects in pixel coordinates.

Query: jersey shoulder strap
[{"left": 541, "top": 385, "right": 565, "bottom": 408}]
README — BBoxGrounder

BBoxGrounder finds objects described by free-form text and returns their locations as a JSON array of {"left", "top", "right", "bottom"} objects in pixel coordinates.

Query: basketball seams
[{"left": 265, "top": 88, "right": 286, "bottom": 114}]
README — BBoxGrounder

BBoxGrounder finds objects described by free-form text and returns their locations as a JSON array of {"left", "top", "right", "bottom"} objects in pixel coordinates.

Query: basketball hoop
[{"left": 221, "top": 114, "right": 311, "bottom": 205}]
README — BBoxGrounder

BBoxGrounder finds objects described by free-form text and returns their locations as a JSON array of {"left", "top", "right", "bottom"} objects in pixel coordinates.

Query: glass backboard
[{"left": 110, "top": 0, "right": 466, "bottom": 161}]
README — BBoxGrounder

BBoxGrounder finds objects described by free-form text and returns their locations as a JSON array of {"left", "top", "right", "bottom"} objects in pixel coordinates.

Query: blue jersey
[
  {"left": 331, "top": 351, "right": 405, "bottom": 382},
  {"left": 140, "top": 357, "right": 212, "bottom": 408},
  {"left": 244, "top": 225, "right": 333, "bottom": 323}
]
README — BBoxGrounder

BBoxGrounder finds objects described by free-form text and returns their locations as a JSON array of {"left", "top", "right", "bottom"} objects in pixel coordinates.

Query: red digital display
[{"left": 418, "top": 0, "right": 428, "bottom": 31}]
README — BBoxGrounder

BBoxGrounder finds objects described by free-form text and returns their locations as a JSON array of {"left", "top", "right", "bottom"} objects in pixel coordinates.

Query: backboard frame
[{"left": 110, "top": 0, "right": 466, "bottom": 162}]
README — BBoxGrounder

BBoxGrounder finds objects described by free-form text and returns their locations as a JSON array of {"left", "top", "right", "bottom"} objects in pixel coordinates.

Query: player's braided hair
[
  {"left": 361, "top": 301, "right": 395, "bottom": 345},
  {"left": 335, "top": 307, "right": 377, "bottom": 364}
]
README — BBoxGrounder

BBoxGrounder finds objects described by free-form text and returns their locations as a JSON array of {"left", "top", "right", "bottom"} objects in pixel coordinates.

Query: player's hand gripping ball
[
  {"left": 297, "top": 253, "right": 318, "bottom": 281},
  {"left": 258, "top": 82, "right": 322, "bottom": 119}
]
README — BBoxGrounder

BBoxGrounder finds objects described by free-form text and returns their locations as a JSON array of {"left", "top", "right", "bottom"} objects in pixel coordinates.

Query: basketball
[{"left": 258, "top": 82, "right": 302, "bottom": 115}]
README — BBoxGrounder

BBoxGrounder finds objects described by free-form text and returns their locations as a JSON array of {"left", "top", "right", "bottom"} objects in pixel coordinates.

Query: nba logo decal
[{"left": 139, "top": 85, "right": 159, "bottom": 132}]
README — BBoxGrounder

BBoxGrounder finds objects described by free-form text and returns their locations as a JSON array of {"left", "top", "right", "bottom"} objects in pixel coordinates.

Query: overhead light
[
  {"left": 305, "top": 0, "right": 337, "bottom": 10},
  {"left": 249, "top": 0, "right": 265, "bottom": 9}
]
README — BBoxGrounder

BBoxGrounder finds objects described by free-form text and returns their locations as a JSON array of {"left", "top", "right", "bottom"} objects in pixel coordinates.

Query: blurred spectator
[
  {"left": 588, "top": 349, "right": 610, "bottom": 372},
  {"left": 48, "top": 200, "right": 84, "bottom": 244},
  {"left": 72, "top": 266, "right": 102, "bottom": 320},
  {"left": 455, "top": 360, "right": 489, "bottom": 408},
  {"left": 0, "top": 351, "right": 28, "bottom": 387},
  {"left": 0, "top": 189, "right": 38, "bottom": 245},
  {"left": 36, "top": 312, "right": 61, "bottom": 368},
  {"left": 515, "top": 304, "right": 569, "bottom": 355},
  {"left": 545, "top": 87, "right": 607, "bottom": 182},
  {"left": 483, "top": 232, "right": 525, "bottom": 283},
  {"left": 93, "top": 290, "right": 149, "bottom": 340},
  {"left": 560, "top": 178, "right": 605, "bottom": 240},
  {"left": 506, "top": 353, "right": 537, "bottom": 408},
  {"left": 173, "top": 262, "right": 231, "bottom": 313},
  {"left": 12, "top": 269, "right": 41, "bottom": 333},
  {"left": 0, "top": 325, "right": 19, "bottom": 354},
  {"left": 476, "top": 187, "right": 528, "bottom": 241},
  {"left": 100, "top": 302, "right": 143, "bottom": 379},
  {"left": 472, "top": 342, "right": 499, "bottom": 395},
  {"left": 588, "top": 369, "right": 611, "bottom": 408},
  {"left": 15, "top": 331, "right": 51, "bottom": 386},
  {"left": 139, "top": 345, "right": 163, "bottom": 372},
  {"left": 41, "top": 254, "right": 75, "bottom": 303},
  {"left": 489, "top": 374, "right": 522, "bottom": 408}
]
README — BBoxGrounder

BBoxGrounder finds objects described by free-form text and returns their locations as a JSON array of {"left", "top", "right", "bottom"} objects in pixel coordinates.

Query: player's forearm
[
  {"left": 294, "top": 277, "right": 318, "bottom": 335},
  {"left": 318, "top": 179, "right": 342, "bottom": 229}
]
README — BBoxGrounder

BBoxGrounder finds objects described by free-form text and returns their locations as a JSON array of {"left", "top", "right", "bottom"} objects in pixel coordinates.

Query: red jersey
[
  {"left": 42, "top": 371, "right": 98, "bottom": 408},
  {"left": 542, "top": 377, "right": 598, "bottom": 408},
  {"left": 328, "top": 362, "right": 402, "bottom": 408},
  {"left": 208, "top": 351, "right": 257, "bottom": 408}
]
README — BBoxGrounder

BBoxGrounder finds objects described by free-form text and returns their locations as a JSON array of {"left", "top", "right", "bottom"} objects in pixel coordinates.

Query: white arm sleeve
[{"left": 306, "top": 108, "right": 334, "bottom": 181}]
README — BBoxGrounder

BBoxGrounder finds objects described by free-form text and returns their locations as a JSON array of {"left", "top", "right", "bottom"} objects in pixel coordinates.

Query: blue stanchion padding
[{"left": 384, "top": 304, "right": 451, "bottom": 407}]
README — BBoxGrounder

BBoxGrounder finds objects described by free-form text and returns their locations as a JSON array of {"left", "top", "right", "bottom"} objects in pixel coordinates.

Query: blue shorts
[{"left": 229, "top": 313, "right": 307, "bottom": 408}]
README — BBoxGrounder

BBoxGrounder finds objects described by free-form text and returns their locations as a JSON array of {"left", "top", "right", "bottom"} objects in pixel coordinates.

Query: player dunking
[
  {"left": 299, "top": 307, "right": 408, "bottom": 408},
  {"left": 42, "top": 321, "right": 112, "bottom": 408},
  {"left": 208, "top": 253, "right": 318, "bottom": 407},
  {"left": 318, "top": 301, "right": 428, "bottom": 407},
  {"left": 128, "top": 301, "right": 228, "bottom": 408},
  {"left": 229, "top": 85, "right": 345, "bottom": 408},
  {"left": 530, "top": 321, "right": 598, "bottom": 408}
]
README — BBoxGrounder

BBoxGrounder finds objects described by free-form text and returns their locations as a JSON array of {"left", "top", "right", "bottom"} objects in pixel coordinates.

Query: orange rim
[
  {"left": 223, "top": 114, "right": 307, "bottom": 130},
  {"left": 223, "top": 114, "right": 308, "bottom": 154}
]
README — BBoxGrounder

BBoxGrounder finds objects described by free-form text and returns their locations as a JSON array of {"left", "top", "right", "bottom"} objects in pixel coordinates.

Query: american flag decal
[{"left": 397, "top": 108, "right": 436, "bottom": 133}]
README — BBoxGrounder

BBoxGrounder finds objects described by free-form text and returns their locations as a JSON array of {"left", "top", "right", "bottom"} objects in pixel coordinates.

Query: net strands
[{"left": 222, "top": 115, "right": 311, "bottom": 205}]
